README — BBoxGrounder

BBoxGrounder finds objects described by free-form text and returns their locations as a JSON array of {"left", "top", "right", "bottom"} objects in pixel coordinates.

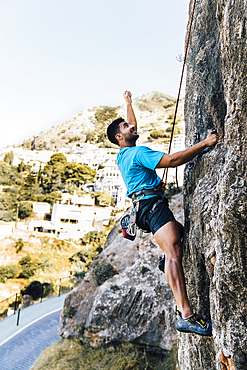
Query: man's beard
[{"left": 124, "top": 132, "right": 139, "bottom": 145}]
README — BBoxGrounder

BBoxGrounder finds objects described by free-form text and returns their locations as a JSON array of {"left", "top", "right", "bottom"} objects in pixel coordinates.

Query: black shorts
[{"left": 136, "top": 196, "right": 175, "bottom": 235}]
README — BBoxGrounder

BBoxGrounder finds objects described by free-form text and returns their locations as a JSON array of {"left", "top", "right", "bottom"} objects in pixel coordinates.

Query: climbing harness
[
  {"left": 120, "top": 199, "right": 141, "bottom": 241},
  {"left": 121, "top": 187, "right": 168, "bottom": 241},
  {"left": 162, "top": 0, "right": 197, "bottom": 189}
]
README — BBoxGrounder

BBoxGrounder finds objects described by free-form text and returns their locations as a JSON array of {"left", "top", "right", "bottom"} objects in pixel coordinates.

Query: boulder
[{"left": 58, "top": 219, "right": 177, "bottom": 351}]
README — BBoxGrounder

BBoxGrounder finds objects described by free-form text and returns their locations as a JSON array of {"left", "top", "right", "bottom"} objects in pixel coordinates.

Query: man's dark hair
[{"left": 107, "top": 118, "right": 124, "bottom": 146}]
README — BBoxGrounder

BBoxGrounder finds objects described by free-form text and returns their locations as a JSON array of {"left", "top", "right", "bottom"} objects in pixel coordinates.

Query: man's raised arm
[{"left": 124, "top": 91, "right": 137, "bottom": 130}]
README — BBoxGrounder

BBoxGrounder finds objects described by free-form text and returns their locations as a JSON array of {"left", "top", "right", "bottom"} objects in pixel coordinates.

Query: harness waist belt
[{"left": 131, "top": 188, "right": 160, "bottom": 202}]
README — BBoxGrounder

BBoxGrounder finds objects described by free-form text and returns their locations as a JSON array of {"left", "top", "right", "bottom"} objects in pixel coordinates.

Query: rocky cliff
[
  {"left": 57, "top": 224, "right": 177, "bottom": 351},
  {"left": 179, "top": 0, "right": 247, "bottom": 369}
]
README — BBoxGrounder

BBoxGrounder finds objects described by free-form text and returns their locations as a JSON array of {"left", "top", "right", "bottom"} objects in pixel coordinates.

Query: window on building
[
  {"left": 70, "top": 219, "right": 78, "bottom": 224},
  {"left": 60, "top": 219, "right": 69, "bottom": 223}
]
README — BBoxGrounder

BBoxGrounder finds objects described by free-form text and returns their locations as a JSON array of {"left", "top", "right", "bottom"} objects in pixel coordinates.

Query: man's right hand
[
  {"left": 123, "top": 90, "right": 132, "bottom": 105},
  {"left": 124, "top": 90, "right": 137, "bottom": 130},
  {"left": 204, "top": 130, "right": 219, "bottom": 147}
]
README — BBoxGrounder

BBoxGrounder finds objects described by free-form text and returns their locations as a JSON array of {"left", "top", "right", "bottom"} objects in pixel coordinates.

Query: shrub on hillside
[
  {"left": 68, "top": 136, "right": 81, "bottom": 143},
  {"left": 18, "top": 254, "right": 39, "bottom": 279},
  {"left": 81, "top": 230, "right": 106, "bottom": 250},
  {"left": 0, "top": 264, "right": 19, "bottom": 283},
  {"left": 135, "top": 102, "right": 153, "bottom": 112},
  {"left": 15, "top": 238, "right": 24, "bottom": 253},
  {"left": 163, "top": 102, "right": 175, "bottom": 109},
  {"left": 166, "top": 126, "right": 181, "bottom": 134},
  {"left": 69, "top": 245, "right": 100, "bottom": 272},
  {"left": 149, "top": 129, "right": 166, "bottom": 139},
  {"left": 30, "top": 339, "right": 178, "bottom": 370},
  {"left": 168, "top": 113, "right": 180, "bottom": 124},
  {"left": 69, "top": 231, "right": 108, "bottom": 272},
  {"left": 94, "top": 191, "right": 113, "bottom": 206}
]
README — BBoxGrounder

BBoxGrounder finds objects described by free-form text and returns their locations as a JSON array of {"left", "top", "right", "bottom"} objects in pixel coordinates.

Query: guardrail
[{"left": 0, "top": 272, "right": 86, "bottom": 325}]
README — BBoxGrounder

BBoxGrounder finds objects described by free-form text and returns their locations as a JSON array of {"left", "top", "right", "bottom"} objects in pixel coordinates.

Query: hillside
[{"left": 18, "top": 92, "right": 184, "bottom": 151}]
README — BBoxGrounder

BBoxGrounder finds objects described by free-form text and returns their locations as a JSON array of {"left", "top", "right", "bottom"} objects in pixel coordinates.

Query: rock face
[
  {"left": 58, "top": 220, "right": 177, "bottom": 351},
  {"left": 178, "top": 1, "right": 247, "bottom": 369}
]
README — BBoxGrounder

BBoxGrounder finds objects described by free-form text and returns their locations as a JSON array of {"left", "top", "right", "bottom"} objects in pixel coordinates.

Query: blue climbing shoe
[
  {"left": 176, "top": 311, "right": 212, "bottom": 336},
  {"left": 158, "top": 255, "right": 165, "bottom": 272}
]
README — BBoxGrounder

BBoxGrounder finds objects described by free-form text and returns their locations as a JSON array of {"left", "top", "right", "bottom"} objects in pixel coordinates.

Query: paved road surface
[
  {"left": 0, "top": 294, "right": 67, "bottom": 370},
  {"left": 0, "top": 310, "right": 61, "bottom": 370}
]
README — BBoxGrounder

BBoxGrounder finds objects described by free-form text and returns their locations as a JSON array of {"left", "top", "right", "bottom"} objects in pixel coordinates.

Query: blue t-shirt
[{"left": 117, "top": 146, "right": 164, "bottom": 198}]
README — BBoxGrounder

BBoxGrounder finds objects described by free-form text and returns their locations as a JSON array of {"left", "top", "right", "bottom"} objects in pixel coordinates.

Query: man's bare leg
[{"left": 154, "top": 220, "right": 193, "bottom": 319}]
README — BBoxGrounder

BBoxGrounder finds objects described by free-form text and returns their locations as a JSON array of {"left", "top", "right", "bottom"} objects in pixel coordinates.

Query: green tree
[
  {"left": 17, "top": 161, "right": 28, "bottom": 173},
  {"left": 47, "top": 153, "right": 67, "bottom": 166},
  {"left": 18, "top": 201, "right": 33, "bottom": 219},
  {"left": 43, "top": 191, "right": 62, "bottom": 205},
  {"left": 18, "top": 170, "right": 39, "bottom": 201},
  {"left": 62, "top": 163, "right": 96, "bottom": 186},
  {"left": 41, "top": 156, "right": 67, "bottom": 192},
  {"left": 163, "top": 103, "right": 175, "bottom": 109},
  {"left": 164, "top": 182, "right": 181, "bottom": 199},
  {"left": 97, "top": 131, "right": 107, "bottom": 143},
  {"left": 94, "top": 191, "right": 114, "bottom": 206},
  {"left": 3, "top": 151, "right": 14, "bottom": 166},
  {"left": 0, "top": 162, "right": 13, "bottom": 185},
  {"left": 0, "top": 193, "right": 16, "bottom": 221}
]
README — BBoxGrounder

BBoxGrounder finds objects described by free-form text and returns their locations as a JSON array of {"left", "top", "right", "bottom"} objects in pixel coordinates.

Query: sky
[{"left": 0, "top": 0, "right": 189, "bottom": 149}]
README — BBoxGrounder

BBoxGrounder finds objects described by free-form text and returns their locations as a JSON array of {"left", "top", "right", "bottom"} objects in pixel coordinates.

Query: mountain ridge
[{"left": 17, "top": 91, "right": 184, "bottom": 151}]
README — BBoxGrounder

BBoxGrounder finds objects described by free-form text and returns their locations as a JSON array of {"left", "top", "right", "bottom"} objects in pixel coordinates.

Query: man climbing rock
[{"left": 107, "top": 91, "right": 218, "bottom": 336}]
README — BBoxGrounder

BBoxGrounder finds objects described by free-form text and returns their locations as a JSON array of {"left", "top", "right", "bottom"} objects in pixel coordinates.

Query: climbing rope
[{"left": 162, "top": 0, "right": 197, "bottom": 188}]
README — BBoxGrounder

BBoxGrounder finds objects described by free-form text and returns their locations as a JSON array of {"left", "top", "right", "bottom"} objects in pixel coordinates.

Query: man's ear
[{"left": 115, "top": 133, "right": 123, "bottom": 142}]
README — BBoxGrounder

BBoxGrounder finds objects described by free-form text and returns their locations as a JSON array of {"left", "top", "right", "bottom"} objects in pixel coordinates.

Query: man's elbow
[{"left": 156, "top": 154, "right": 176, "bottom": 168}]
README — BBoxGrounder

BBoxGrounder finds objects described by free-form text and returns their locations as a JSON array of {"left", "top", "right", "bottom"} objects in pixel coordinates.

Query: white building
[
  {"left": 155, "top": 134, "right": 185, "bottom": 186},
  {"left": 33, "top": 202, "right": 51, "bottom": 217},
  {"left": 51, "top": 202, "right": 95, "bottom": 239},
  {"left": 0, "top": 147, "right": 54, "bottom": 172},
  {"left": 93, "top": 156, "right": 129, "bottom": 209},
  {"left": 29, "top": 193, "right": 115, "bottom": 239},
  {"left": 0, "top": 221, "right": 14, "bottom": 238}
]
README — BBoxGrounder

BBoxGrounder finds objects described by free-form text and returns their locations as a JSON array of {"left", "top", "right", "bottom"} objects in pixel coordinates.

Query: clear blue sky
[{"left": 0, "top": 0, "right": 189, "bottom": 149}]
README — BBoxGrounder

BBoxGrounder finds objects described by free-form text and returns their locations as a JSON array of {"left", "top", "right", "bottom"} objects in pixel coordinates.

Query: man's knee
[{"left": 166, "top": 240, "right": 183, "bottom": 260}]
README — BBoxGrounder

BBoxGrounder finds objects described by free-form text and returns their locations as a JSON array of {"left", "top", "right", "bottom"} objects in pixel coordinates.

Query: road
[{"left": 0, "top": 294, "right": 67, "bottom": 370}]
